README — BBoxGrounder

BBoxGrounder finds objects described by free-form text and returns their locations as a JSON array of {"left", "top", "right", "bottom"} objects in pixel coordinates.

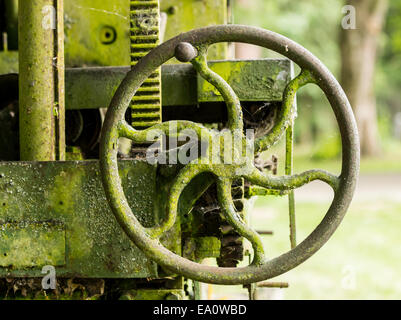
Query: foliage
[
  {"left": 234, "top": 0, "right": 401, "bottom": 148},
  {"left": 234, "top": 0, "right": 343, "bottom": 152},
  {"left": 234, "top": 0, "right": 343, "bottom": 73},
  {"left": 377, "top": 0, "right": 401, "bottom": 128}
]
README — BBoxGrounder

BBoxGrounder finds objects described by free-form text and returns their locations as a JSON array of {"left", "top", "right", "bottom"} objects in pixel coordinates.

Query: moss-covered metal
[
  {"left": 18, "top": 0, "right": 56, "bottom": 161},
  {"left": 3, "top": 0, "right": 359, "bottom": 288},
  {"left": 160, "top": 0, "right": 227, "bottom": 62},
  {"left": 130, "top": 0, "right": 162, "bottom": 130},
  {"left": 0, "top": 159, "right": 220, "bottom": 278},
  {"left": 198, "top": 59, "right": 291, "bottom": 103},
  {"left": 0, "top": 160, "right": 160, "bottom": 278},
  {"left": 286, "top": 123, "right": 297, "bottom": 249},
  {"left": 0, "top": 0, "right": 228, "bottom": 73},
  {"left": 0, "top": 222, "right": 66, "bottom": 268},
  {"left": 183, "top": 237, "right": 221, "bottom": 262},
  {"left": 99, "top": 25, "right": 359, "bottom": 285},
  {"left": 63, "top": 0, "right": 227, "bottom": 67},
  {"left": 64, "top": 60, "right": 291, "bottom": 111},
  {"left": 18, "top": 0, "right": 65, "bottom": 161}
]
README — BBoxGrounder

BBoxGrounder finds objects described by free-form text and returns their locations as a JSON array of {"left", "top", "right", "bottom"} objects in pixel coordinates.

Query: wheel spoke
[
  {"left": 216, "top": 178, "right": 266, "bottom": 266},
  {"left": 118, "top": 120, "right": 213, "bottom": 145},
  {"left": 255, "top": 69, "right": 316, "bottom": 153},
  {"left": 191, "top": 46, "right": 243, "bottom": 133},
  {"left": 245, "top": 166, "right": 340, "bottom": 193},
  {"left": 147, "top": 161, "right": 212, "bottom": 238}
]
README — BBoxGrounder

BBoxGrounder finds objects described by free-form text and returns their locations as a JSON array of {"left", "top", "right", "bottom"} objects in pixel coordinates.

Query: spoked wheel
[{"left": 100, "top": 25, "right": 360, "bottom": 285}]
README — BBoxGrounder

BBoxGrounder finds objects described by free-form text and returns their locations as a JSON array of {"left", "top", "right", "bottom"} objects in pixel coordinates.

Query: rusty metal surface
[{"left": 99, "top": 25, "right": 360, "bottom": 285}]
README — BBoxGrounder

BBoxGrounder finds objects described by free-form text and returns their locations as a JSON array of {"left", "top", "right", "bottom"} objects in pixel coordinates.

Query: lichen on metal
[
  {"left": 160, "top": 0, "right": 228, "bottom": 62},
  {"left": 254, "top": 69, "right": 316, "bottom": 154},
  {"left": 183, "top": 237, "right": 221, "bottom": 262},
  {"left": 286, "top": 122, "right": 297, "bottom": 249}
]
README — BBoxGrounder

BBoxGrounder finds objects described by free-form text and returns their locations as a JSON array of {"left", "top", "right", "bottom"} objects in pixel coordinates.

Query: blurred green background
[{"left": 208, "top": 0, "right": 401, "bottom": 300}]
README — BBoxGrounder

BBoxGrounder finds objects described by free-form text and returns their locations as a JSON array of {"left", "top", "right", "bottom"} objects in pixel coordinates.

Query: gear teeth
[
  {"left": 190, "top": 179, "right": 246, "bottom": 268},
  {"left": 130, "top": 0, "right": 162, "bottom": 131},
  {"left": 216, "top": 178, "right": 245, "bottom": 268}
]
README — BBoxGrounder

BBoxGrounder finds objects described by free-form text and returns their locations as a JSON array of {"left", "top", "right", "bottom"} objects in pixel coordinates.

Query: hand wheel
[{"left": 100, "top": 25, "right": 360, "bottom": 285}]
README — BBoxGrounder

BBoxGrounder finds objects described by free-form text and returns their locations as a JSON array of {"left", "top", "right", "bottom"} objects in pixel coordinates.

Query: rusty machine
[{"left": 0, "top": 0, "right": 359, "bottom": 300}]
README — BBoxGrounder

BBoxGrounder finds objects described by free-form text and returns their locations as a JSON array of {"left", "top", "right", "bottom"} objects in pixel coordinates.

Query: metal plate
[
  {"left": 0, "top": 160, "right": 160, "bottom": 278},
  {"left": 198, "top": 59, "right": 292, "bottom": 103},
  {"left": 0, "top": 222, "right": 66, "bottom": 268},
  {"left": 65, "top": 59, "right": 292, "bottom": 110}
]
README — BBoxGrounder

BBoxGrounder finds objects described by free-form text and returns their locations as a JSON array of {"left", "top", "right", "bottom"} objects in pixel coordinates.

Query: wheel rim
[{"left": 100, "top": 25, "right": 360, "bottom": 285}]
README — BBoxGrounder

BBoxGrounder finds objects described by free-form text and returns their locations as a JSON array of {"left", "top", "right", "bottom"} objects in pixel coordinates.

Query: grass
[
  {"left": 207, "top": 140, "right": 401, "bottom": 300},
  {"left": 210, "top": 196, "right": 401, "bottom": 300},
  {"left": 260, "top": 138, "right": 401, "bottom": 175},
  {"left": 251, "top": 197, "right": 401, "bottom": 299}
]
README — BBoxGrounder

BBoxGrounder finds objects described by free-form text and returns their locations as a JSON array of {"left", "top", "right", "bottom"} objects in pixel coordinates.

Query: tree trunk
[
  {"left": 235, "top": 0, "right": 262, "bottom": 59},
  {"left": 340, "top": 0, "right": 388, "bottom": 156}
]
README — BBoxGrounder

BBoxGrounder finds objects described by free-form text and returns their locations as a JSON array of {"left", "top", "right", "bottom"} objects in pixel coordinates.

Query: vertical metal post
[
  {"left": 55, "top": 0, "right": 65, "bottom": 161},
  {"left": 286, "top": 123, "right": 296, "bottom": 249},
  {"left": 286, "top": 62, "right": 297, "bottom": 249},
  {"left": 18, "top": 0, "right": 65, "bottom": 161}
]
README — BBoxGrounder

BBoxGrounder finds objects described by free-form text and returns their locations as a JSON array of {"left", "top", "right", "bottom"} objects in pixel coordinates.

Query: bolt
[
  {"left": 100, "top": 26, "right": 117, "bottom": 45},
  {"left": 167, "top": 6, "right": 178, "bottom": 15},
  {"left": 175, "top": 42, "right": 198, "bottom": 63}
]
